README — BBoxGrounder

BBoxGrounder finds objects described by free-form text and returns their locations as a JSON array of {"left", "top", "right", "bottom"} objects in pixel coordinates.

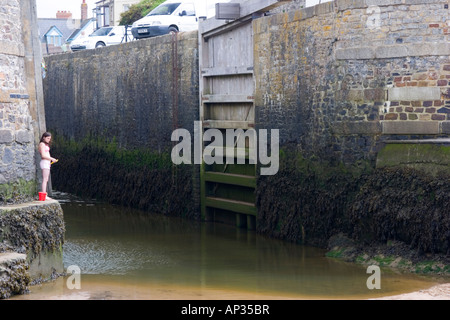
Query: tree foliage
[{"left": 119, "top": 0, "right": 166, "bottom": 26}]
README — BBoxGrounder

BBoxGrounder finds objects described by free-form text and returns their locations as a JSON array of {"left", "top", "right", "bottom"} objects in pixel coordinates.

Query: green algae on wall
[
  {"left": 376, "top": 143, "right": 450, "bottom": 177},
  {"left": 0, "top": 179, "right": 37, "bottom": 204}
]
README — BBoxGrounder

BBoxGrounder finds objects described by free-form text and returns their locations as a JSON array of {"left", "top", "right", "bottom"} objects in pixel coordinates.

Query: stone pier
[{"left": 0, "top": 199, "right": 64, "bottom": 299}]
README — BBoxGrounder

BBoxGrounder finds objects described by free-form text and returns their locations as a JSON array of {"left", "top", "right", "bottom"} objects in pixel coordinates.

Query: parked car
[
  {"left": 70, "top": 26, "right": 133, "bottom": 51},
  {"left": 131, "top": 0, "right": 231, "bottom": 39}
]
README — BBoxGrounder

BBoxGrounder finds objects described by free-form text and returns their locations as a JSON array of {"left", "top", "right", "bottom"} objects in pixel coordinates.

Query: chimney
[
  {"left": 56, "top": 10, "right": 72, "bottom": 19},
  {"left": 81, "top": 0, "right": 88, "bottom": 20}
]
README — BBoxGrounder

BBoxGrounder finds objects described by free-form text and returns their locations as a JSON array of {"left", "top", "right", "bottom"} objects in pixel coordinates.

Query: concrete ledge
[
  {"left": 385, "top": 138, "right": 450, "bottom": 144},
  {"left": 388, "top": 87, "right": 441, "bottom": 101},
  {"left": 0, "top": 198, "right": 59, "bottom": 211},
  {"left": 376, "top": 143, "right": 450, "bottom": 176},
  {"left": 382, "top": 121, "right": 440, "bottom": 135},
  {"left": 336, "top": 43, "right": 450, "bottom": 60}
]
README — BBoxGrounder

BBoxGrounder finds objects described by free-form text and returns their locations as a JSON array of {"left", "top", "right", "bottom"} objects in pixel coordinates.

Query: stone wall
[
  {"left": 44, "top": 31, "right": 198, "bottom": 151},
  {"left": 0, "top": 0, "right": 46, "bottom": 202},
  {"left": 43, "top": 31, "right": 200, "bottom": 218},
  {"left": 254, "top": 0, "right": 450, "bottom": 164},
  {"left": 253, "top": 0, "right": 450, "bottom": 256}
]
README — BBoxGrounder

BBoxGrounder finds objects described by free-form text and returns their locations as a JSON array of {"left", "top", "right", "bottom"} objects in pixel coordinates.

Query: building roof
[
  {"left": 66, "top": 18, "right": 96, "bottom": 42},
  {"left": 38, "top": 18, "right": 83, "bottom": 43}
]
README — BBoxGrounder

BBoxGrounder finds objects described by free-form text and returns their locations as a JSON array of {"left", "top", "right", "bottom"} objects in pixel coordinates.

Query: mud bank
[{"left": 327, "top": 233, "right": 449, "bottom": 276}]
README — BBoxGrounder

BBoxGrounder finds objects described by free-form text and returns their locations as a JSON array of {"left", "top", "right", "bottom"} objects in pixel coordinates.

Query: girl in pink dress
[{"left": 39, "top": 132, "right": 58, "bottom": 196}]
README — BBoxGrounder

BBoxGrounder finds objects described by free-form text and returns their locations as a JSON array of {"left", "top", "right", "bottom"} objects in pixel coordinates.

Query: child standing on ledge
[{"left": 39, "top": 132, "right": 58, "bottom": 199}]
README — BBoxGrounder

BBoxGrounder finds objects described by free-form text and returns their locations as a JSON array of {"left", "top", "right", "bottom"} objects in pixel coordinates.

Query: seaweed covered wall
[
  {"left": 0, "top": 201, "right": 65, "bottom": 298},
  {"left": 256, "top": 149, "right": 450, "bottom": 256},
  {"left": 0, "top": 252, "right": 29, "bottom": 299},
  {"left": 43, "top": 31, "right": 199, "bottom": 219}
]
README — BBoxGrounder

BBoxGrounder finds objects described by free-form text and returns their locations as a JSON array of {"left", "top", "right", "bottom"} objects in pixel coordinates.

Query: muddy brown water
[{"left": 10, "top": 192, "right": 445, "bottom": 300}]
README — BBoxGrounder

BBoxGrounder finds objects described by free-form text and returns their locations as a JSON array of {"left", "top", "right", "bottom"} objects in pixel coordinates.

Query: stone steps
[{"left": 0, "top": 252, "right": 29, "bottom": 299}]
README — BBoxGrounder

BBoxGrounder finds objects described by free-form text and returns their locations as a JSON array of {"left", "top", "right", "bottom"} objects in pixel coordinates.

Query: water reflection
[{"left": 12, "top": 192, "right": 443, "bottom": 300}]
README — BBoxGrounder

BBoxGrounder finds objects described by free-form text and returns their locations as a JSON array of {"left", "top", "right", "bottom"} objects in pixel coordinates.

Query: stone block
[
  {"left": 336, "top": 43, "right": 450, "bottom": 60},
  {"left": 0, "top": 130, "right": 13, "bottom": 143},
  {"left": 388, "top": 87, "right": 441, "bottom": 101},
  {"left": 382, "top": 120, "right": 440, "bottom": 134},
  {"left": 441, "top": 121, "right": 450, "bottom": 134},
  {"left": 335, "top": 47, "right": 374, "bottom": 60},
  {"left": 15, "top": 130, "right": 32, "bottom": 144}
]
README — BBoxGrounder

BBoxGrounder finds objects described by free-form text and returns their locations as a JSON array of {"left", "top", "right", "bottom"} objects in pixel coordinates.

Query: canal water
[{"left": 11, "top": 192, "right": 444, "bottom": 300}]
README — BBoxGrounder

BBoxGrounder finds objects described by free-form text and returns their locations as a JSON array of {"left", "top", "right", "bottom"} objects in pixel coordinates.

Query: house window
[{"left": 46, "top": 32, "right": 62, "bottom": 46}]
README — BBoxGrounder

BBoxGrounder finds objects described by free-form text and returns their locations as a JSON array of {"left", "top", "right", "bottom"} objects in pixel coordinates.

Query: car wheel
[
  {"left": 168, "top": 26, "right": 178, "bottom": 34},
  {"left": 96, "top": 42, "right": 106, "bottom": 48}
]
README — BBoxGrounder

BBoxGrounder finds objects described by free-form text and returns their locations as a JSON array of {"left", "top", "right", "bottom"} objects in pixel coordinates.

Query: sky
[{"left": 36, "top": 0, "right": 98, "bottom": 19}]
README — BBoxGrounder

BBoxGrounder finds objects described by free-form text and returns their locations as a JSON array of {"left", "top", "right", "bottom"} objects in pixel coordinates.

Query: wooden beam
[
  {"left": 205, "top": 196, "right": 257, "bottom": 216},
  {"left": 201, "top": 66, "right": 253, "bottom": 77},
  {"left": 202, "top": 94, "right": 254, "bottom": 103},
  {"left": 204, "top": 172, "right": 256, "bottom": 188},
  {"left": 203, "top": 120, "right": 255, "bottom": 129}
]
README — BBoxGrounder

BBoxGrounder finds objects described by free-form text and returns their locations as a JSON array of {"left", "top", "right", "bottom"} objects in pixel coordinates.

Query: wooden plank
[
  {"left": 206, "top": 104, "right": 254, "bottom": 122},
  {"left": 207, "top": 23, "right": 253, "bottom": 70},
  {"left": 202, "top": 94, "right": 254, "bottom": 103},
  {"left": 205, "top": 196, "right": 257, "bottom": 216},
  {"left": 205, "top": 171, "right": 256, "bottom": 188},
  {"left": 205, "top": 147, "right": 257, "bottom": 161},
  {"left": 201, "top": 66, "right": 253, "bottom": 77},
  {"left": 203, "top": 120, "right": 255, "bottom": 129},
  {"left": 207, "top": 76, "right": 254, "bottom": 96}
]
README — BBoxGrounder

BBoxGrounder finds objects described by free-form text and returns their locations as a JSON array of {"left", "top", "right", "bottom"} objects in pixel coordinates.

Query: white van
[
  {"left": 70, "top": 26, "right": 134, "bottom": 51},
  {"left": 131, "top": 0, "right": 230, "bottom": 39}
]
